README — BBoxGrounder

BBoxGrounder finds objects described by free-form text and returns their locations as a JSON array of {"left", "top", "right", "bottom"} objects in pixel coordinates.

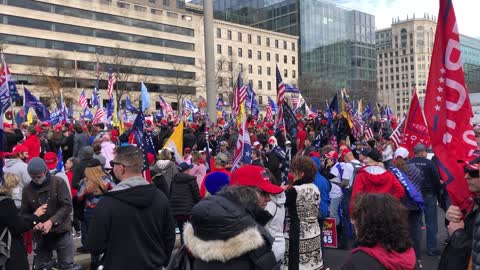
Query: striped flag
[
  {"left": 390, "top": 117, "right": 406, "bottom": 148},
  {"left": 232, "top": 72, "right": 247, "bottom": 114},
  {"left": 92, "top": 107, "right": 106, "bottom": 125},
  {"left": 275, "top": 65, "right": 285, "bottom": 127},
  {"left": 159, "top": 96, "right": 173, "bottom": 114},
  {"left": 268, "top": 96, "right": 278, "bottom": 113},
  {"left": 183, "top": 98, "right": 199, "bottom": 113},
  {"left": 365, "top": 127, "right": 374, "bottom": 141},
  {"left": 291, "top": 95, "right": 299, "bottom": 110},
  {"left": 232, "top": 102, "right": 252, "bottom": 171},
  {"left": 107, "top": 68, "right": 116, "bottom": 98},
  {"left": 265, "top": 103, "right": 273, "bottom": 121},
  {"left": 79, "top": 88, "right": 88, "bottom": 110}
]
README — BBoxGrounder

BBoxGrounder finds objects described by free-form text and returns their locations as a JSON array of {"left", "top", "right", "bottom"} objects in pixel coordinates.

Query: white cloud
[{"left": 338, "top": 0, "right": 480, "bottom": 37}]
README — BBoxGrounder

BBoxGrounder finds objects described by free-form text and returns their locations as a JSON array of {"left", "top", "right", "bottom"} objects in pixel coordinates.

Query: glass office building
[
  {"left": 209, "top": 0, "right": 377, "bottom": 105},
  {"left": 460, "top": 35, "right": 480, "bottom": 93}
]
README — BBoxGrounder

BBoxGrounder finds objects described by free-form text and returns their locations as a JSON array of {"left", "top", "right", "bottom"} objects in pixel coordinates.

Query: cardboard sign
[{"left": 322, "top": 217, "right": 338, "bottom": 248}]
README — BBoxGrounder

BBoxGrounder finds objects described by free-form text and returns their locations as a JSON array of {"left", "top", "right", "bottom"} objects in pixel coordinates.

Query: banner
[
  {"left": 424, "top": 0, "right": 476, "bottom": 211},
  {"left": 402, "top": 90, "right": 431, "bottom": 156},
  {"left": 322, "top": 218, "right": 338, "bottom": 248}
]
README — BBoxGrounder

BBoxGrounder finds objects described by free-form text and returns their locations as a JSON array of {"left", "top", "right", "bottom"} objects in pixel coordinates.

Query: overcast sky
[{"left": 336, "top": 0, "right": 480, "bottom": 38}]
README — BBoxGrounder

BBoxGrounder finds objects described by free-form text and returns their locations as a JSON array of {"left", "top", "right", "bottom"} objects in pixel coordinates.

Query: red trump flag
[
  {"left": 403, "top": 89, "right": 431, "bottom": 157},
  {"left": 424, "top": 0, "right": 476, "bottom": 211}
]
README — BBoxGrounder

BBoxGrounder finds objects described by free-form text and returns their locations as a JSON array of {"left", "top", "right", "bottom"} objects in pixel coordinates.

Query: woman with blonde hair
[
  {"left": 76, "top": 160, "right": 114, "bottom": 267},
  {"left": 0, "top": 173, "right": 46, "bottom": 270}
]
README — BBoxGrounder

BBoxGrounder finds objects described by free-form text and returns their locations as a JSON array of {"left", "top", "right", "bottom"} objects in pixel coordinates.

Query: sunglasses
[
  {"left": 465, "top": 168, "right": 480, "bottom": 178},
  {"left": 110, "top": 160, "right": 127, "bottom": 168}
]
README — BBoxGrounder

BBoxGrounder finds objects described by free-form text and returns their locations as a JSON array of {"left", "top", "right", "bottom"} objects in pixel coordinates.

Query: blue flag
[
  {"left": 268, "top": 97, "right": 278, "bottom": 113},
  {"left": 90, "top": 87, "right": 100, "bottom": 108},
  {"left": 183, "top": 98, "right": 199, "bottom": 113},
  {"left": 140, "top": 82, "right": 150, "bottom": 112},
  {"left": 284, "top": 83, "right": 300, "bottom": 93},
  {"left": 56, "top": 149, "right": 65, "bottom": 172},
  {"left": 125, "top": 96, "right": 139, "bottom": 114},
  {"left": 107, "top": 97, "right": 114, "bottom": 120},
  {"left": 83, "top": 108, "right": 94, "bottom": 120},
  {"left": 363, "top": 102, "right": 373, "bottom": 121},
  {"left": 216, "top": 96, "right": 225, "bottom": 110},
  {"left": 24, "top": 87, "right": 50, "bottom": 121},
  {"left": 50, "top": 110, "right": 61, "bottom": 125}
]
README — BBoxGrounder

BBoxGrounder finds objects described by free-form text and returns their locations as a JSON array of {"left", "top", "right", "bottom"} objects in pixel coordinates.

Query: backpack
[
  {"left": 0, "top": 196, "right": 12, "bottom": 268},
  {"left": 152, "top": 173, "right": 169, "bottom": 198}
]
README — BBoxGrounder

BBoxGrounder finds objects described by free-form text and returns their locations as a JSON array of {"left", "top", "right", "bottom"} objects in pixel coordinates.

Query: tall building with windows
[
  {"left": 0, "top": 0, "right": 200, "bottom": 113},
  {"left": 192, "top": 0, "right": 377, "bottom": 106},
  {"left": 212, "top": 19, "right": 298, "bottom": 109},
  {"left": 376, "top": 15, "right": 480, "bottom": 115}
]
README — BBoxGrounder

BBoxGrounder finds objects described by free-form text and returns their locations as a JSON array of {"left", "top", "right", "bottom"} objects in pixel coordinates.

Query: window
[
  {"left": 257, "top": 51, "right": 262, "bottom": 60},
  {"left": 266, "top": 38, "right": 270, "bottom": 47},
  {"left": 228, "top": 46, "right": 232, "bottom": 56},
  {"left": 259, "top": 96, "right": 263, "bottom": 105},
  {"left": 151, "top": 8, "right": 162, "bottom": 14},
  {"left": 267, "top": 81, "right": 272, "bottom": 90},
  {"left": 238, "top": 48, "right": 243, "bottom": 57},
  {"left": 248, "top": 34, "right": 252, "bottom": 44},
  {"left": 248, "top": 49, "right": 252, "bottom": 59},
  {"left": 292, "top": 42, "right": 295, "bottom": 51},
  {"left": 275, "top": 54, "right": 279, "bottom": 62},
  {"left": 283, "top": 41, "right": 287, "bottom": 49},
  {"left": 176, "top": 0, "right": 185, "bottom": 9},
  {"left": 284, "top": 69, "right": 288, "bottom": 77},
  {"left": 228, "top": 62, "right": 233, "bottom": 72},
  {"left": 167, "top": 12, "right": 177, "bottom": 18},
  {"left": 149, "top": 0, "right": 156, "bottom": 2},
  {"left": 134, "top": 5, "right": 146, "bottom": 12},
  {"left": 238, "top": 32, "right": 242, "bottom": 41},
  {"left": 217, "top": 44, "right": 222, "bottom": 54},
  {"left": 258, "top": 80, "right": 263, "bottom": 89},
  {"left": 292, "top": 56, "right": 295, "bottom": 65},
  {"left": 217, "top": 60, "right": 223, "bottom": 70},
  {"left": 258, "top": 66, "right": 262, "bottom": 75},
  {"left": 100, "top": 0, "right": 112, "bottom": 5},
  {"left": 248, "top": 65, "right": 253, "bottom": 74},
  {"left": 227, "top": 30, "right": 232, "bottom": 40},
  {"left": 257, "top": 36, "right": 261, "bottom": 45},
  {"left": 284, "top": 55, "right": 287, "bottom": 64},
  {"left": 267, "top": 52, "right": 271, "bottom": 61},
  {"left": 216, "top": 28, "right": 221, "bottom": 38},
  {"left": 292, "top": 70, "right": 296, "bottom": 78},
  {"left": 267, "top": 67, "right": 271, "bottom": 75},
  {"left": 275, "top": 40, "right": 279, "bottom": 48},
  {"left": 117, "top": 2, "right": 130, "bottom": 8},
  {"left": 163, "top": 0, "right": 170, "bottom": 5},
  {"left": 239, "top": 63, "right": 243, "bottom": 72}
]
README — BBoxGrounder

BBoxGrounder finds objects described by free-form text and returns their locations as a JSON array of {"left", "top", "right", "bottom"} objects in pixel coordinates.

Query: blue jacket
[{"left": 311, "top": 157, "right": 331, "bottom": 219}]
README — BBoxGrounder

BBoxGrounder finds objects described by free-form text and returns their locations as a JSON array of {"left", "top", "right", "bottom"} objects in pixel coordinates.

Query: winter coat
[
  {"left": 351, "top": 165, "right": 405, "bottom": 212},
  {"left": 409, "top": 157, "right": 442, "bottom": 194},
  {"left": 471, "top": 208, "right": 480, "bottom": 269},
  {"left": 342, "top": 245, "right": 417, "bottom": 270},
  {"left": 153, "top": 160, "right": 178, "bottom": 191},
  {"left": 20, "top": 174, "right": 73, "bottom": 234},
  {"left": 184, "top": 195, "right": 278, "bottom": 270},
  {"left": 100, "top": 141, "right": 116, "bottom": 169},
  {"left": 189, "top": 163, "right": 207, "bottom": 189},
  {"left": 60, "top": 133, "right": 74, "bottom": 163},
  {"left": 169, "top": 172, "right": 200, "bottom": 216},
  {"left": 22, "top": 134, "right": 40, "bottom": 162},
  {"left": 265, "top": 192, "right": 286, "bottom": 262},
  {"left": 183, "top": 132, "right": 197, "bottom": 150},
  {"left": 86, "top": 176, "right": 176, "bottom": 270},
  {"left": 311, "top": 157, "right": 331, "bottom": 219},
  {"left": 73, "top": 132, "right": 88, "bottom": 158},
  {"left": 4, "top": 158, "right": 31, "bottom": 208},
  {"left": 3, "top": 129, "right": 23, "bottom": 153},
  {"left": 438, "top": 207, "right": 476, "bottom": 270},
  {"left": 0, "top": 196, "right": 40, "bottom": 270}
]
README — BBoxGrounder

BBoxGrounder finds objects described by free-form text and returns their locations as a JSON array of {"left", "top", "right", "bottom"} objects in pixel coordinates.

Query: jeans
[
  {"left": 35, "top": 232, "right": 75, "bottom": 270},
  {"left": 329, "top": 196, "right": 342, "bottom": 225},
  {"left": 423, "top": 192, "right": 438, "bottom": 252},
  {"left": 408, "top": 210, "right": 422, "bottom": 260},
  {"left": 81, "top": 207, "right": 94, "bottom": 247},
  {"left": 340, "top": 189, "right": 353, "bottom": 248}
]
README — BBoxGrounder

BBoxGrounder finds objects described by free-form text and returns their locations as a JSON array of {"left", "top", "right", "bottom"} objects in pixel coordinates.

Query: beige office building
[
  {"left": 0, "top": 0, "right": 297, "bottom": 118},
  {"left": 376, "top": 15, "right": 436, "bottom": 115}
]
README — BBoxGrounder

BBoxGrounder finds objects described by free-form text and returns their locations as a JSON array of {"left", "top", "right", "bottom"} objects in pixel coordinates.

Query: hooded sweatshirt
[
  {"left": 86, "top": 176, "right": 176, "bottom": 270},
  {"left": 153, "top": 159, "right": 178, "bottom": 190},
  {"left": 351, "top": 165, "right": 405, "bottom": 213},
  {"left": 343, "top": 245, "right": 416, "bottom": 270},
  {"left": 4, "top": 158, "right": 31, "bottom": 208},
  {"left": 265, "top": 192, "right": 286, "bottom": 262}
]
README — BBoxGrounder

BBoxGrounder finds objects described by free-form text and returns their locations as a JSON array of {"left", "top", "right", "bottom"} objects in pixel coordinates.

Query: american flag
[
  {"left": 79, "top": 88, "right": 88, "bottom": 110},
  {"left": 291, "top": 95, "right": 299, "bottom": 110},
  {"left": 390, "top": 117, "right": 406, "bottom": 148},
  {"left": 92, "top": 107, "right": 106, "bottom": 125},
  {"left": 265, "top": 103, "right": 273, "bottom": 121},
  {"left": 107, "top": 68, "right": 116, "bottom": 98},
  {"left": 275, "top": 65, "right": 285, "bottom": 127},
  {"left": 159, "top": 96, "right": 173, "bottom": 114},
  {"left": 232, "top": 73, "right": 247, "bottom": 114},
  {"left": 365, "top": 127, "right": 374, "bottom": 140},
  {"left": 231, "top": 103, "right": 252, "bottom": 171}
]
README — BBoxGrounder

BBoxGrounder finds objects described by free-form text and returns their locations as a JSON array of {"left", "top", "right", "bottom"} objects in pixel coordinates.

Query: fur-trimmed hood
[{"left": 183, "top": 223, "right": 265, "bottom": 262}]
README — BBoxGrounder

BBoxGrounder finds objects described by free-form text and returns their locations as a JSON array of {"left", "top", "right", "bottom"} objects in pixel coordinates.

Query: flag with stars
[
  {"left": 401, "top": 89, "right": 430, "bottom": 155},
  {"left": 424, "top": 0, "right": 476, "bottom": 211},
  {"left": 231, "top": 102, "right": 252, "bottom": 171},
  {"left": 0, "top": 51, "right": 19, "bottom": 112}
]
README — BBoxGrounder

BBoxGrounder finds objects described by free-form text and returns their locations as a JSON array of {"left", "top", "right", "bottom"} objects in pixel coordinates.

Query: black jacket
[
  {"left": 0, "top": 196, "right": 40, "bottom": 270},
  {"left": 342, "top": 250, "right": 387, "bottom": 270},
  {"left": 409, "top": 157, "right": 441, "bottom": 194},
  {"left": 184, "top": 195, "right": 278, "bottom": 270},
  {"left": 169, "top": 172, "right": 200, "bottom": 216},
  {"left": 86, "top": 182, "right": 176, "bottom": 270},
  {"left": 183, "top": 132, "right": 197, "bottom": 150},
  {"left": 3, "top": 129, "right": 23, "bottom": 153}
]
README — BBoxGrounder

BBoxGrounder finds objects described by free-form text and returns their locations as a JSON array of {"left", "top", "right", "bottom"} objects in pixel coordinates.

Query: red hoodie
[
  {"left": 352, "top": 245, "right": 416, "bottom": 270},
  {"left": 351, "top": 165, "right": 405, "bottom": 212},
  {"left": 22, "top": 134, "right": 40, "bottom": 162}
]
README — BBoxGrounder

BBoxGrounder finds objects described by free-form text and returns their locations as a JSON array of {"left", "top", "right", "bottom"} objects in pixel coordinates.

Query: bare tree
[
  {"left": 168, "top": 63, "right": 197, "bottom": 112},
  {"left": 216, "top": 55, "right": 247, "bottom": 105},
  {"left": 27, "top": 52, "right": 74, "bottom": 108}
]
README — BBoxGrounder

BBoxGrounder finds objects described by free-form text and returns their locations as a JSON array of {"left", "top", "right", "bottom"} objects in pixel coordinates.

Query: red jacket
[
  {"left": 351, "top": 165, "right": 405, "bottom": 212},
  {"left": 199, "top": 167, "right": 231, "bottom": 198},
  {"left": 22, "top": 134, "right": 40, "bottom": 162}
]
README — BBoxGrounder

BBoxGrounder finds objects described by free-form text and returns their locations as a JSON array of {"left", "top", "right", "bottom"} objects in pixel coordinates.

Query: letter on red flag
[
  {"left": 403, "top": 89, "right": 431, "bottom": 157},
  {"left": 424, "top": 0, "right": 476, "bottom": 211}
]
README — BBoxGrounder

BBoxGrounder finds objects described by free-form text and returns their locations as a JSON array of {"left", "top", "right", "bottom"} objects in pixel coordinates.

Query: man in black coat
[
  {"left": 3, "top": 123, "right": 24, "bottom": 153},
  {"left": 71, "top": 146, "right": 96, "bottom": 190},
  {"left": 86, "top": 146, "right": 176, "bottom": 270}
]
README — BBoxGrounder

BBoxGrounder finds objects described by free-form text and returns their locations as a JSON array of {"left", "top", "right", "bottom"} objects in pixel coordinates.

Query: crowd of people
[{"left": 0, "top": 112, "right": 478, "bottom": 270}]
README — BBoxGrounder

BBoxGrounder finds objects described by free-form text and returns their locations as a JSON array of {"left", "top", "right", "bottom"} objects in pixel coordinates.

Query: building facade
[
  {"left": 196, "top": 0, "right": 376, "bottom": 106},
  {"left": 0, "top": 0, "right": 201, "bottom": 114},
  {"left": 376, "top": 15, "right": 480, "bottom": 115},
  {"left": 212, "top": 19, "right": 298, "bottom": 110}
]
